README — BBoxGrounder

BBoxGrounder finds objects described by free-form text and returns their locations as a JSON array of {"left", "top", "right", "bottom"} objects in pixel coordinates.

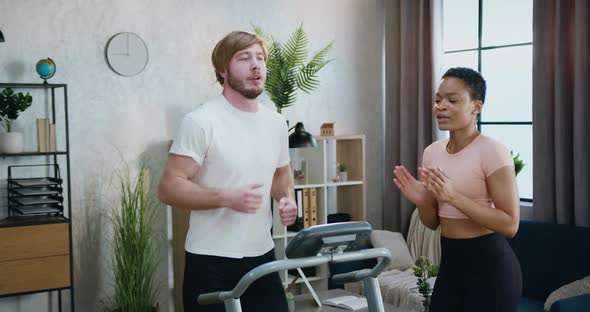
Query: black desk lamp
[
  {"left": 0, "top": 29, "right": 5, "bottom": 42},
  {"left": 288, "top": 122, "right": 317, "bottom": 148}
]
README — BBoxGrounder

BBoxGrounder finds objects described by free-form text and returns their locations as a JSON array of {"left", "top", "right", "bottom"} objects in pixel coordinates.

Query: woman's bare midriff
[{"left": 439, "top": 217, "right": 493, "bottom": 238}]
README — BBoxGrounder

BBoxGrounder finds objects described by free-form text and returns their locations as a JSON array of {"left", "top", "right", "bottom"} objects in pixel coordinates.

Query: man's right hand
[
  {"left": 222, "top": 184, "right": 264, "bottom": 213},
  {"left": 393, "top": 166, "right": 428, "bottom": 206}
]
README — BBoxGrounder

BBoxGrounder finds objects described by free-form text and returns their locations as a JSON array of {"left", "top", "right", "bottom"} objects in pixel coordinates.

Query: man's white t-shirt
[{"left": 170, "top": 95, "right": 290, "bottom": 258}]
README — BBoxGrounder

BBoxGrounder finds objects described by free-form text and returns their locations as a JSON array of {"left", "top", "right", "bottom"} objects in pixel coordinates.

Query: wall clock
[{"left": 105, "top": 32, "right": 149, "bottom": 76}]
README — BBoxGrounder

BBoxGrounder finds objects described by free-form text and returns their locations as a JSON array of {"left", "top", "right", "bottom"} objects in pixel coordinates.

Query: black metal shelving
[
  {"left": 0, "top": 83, "right": 74, "bottom": 312},
  {"left": 0, "top": 151, "right": 68, "bottom": 157},
  {"left": 0, "top": 83, "right": 67, "bottom": 89}
]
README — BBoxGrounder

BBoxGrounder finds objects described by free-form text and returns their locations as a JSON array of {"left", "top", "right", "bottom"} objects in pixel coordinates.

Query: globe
[{"left": 36, "top": 58, "right": 56, "bottom": 83}]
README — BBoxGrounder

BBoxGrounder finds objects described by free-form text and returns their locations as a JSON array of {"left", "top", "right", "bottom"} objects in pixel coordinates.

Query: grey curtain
[
  {"left": 383, "top": 0, "right": 435, "bottom": 234},
  {"left": 533, "top": 0, "right": 590, "bottom": 226}
]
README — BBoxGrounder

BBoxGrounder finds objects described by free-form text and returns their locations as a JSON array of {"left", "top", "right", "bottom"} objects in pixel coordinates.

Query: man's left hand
[{"left": 278, "top": 197, "right": 297, "bottom": 226}]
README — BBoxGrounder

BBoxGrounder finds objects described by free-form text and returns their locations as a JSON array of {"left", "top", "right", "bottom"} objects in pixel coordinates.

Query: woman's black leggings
[{"left": 430, "top": 233, "right": 522, "bottom": 312}]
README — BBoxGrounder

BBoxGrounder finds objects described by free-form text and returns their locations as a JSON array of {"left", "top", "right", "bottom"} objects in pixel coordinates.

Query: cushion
[
  {"left": 370, "top": 230, "right": 414, "bottom": 271},
  {"left": 544, "top": 275, "right": 590, "bottom": 311}
]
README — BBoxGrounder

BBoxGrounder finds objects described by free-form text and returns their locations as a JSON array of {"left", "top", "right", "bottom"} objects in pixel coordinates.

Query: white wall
[{"left": 0, "top": 0, "right": 384, "bottom": 311}]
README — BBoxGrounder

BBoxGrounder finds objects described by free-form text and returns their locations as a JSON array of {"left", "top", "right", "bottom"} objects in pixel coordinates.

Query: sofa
[{"left": 508, "top": 220, "right": 590, "bottom": 312}]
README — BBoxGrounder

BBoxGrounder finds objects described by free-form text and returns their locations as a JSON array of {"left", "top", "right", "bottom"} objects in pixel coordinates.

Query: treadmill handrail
[
  {"left": 198, "top": 256, "right": 330, "bottom": 305},
  {"left": 331, "top": 247, "right": 391, "bottom": 284},
  {"left": 332, "top": 248, "right": 391, "bottom": 284},
  {"left": 197, "top": 247, "right": 392, "bottom": 305}
]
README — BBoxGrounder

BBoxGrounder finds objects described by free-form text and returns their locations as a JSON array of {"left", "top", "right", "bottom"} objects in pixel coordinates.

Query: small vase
[
  {"left": 0, "top": 132, "right": 24, "bottom": 153},
  {"left": 338, "top": 171, "right": 348, "bottom": 182},
  {"left": 288, "top": 300, "right": 295, "bottom": 312}
]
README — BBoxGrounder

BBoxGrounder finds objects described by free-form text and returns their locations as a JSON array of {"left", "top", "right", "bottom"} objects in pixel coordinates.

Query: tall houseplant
[
  {"left": 0, "top": 88, "right": 33, "bottom": 153},
  {"left": 108, "top": 164, "right": 159, "bottom": 312},
  {"left": 254, "top": 23, "right": 333, "bottom": 113}
]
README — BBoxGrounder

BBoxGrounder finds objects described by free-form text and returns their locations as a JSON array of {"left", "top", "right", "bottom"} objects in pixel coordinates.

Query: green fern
[{"left": 254, "top": 23, "right": 333, "bottom": 113}]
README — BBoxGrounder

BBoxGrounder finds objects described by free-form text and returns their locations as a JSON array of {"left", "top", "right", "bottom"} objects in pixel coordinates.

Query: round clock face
[{"left": 105, "top": 32, "right": 149, "bottom": 76}]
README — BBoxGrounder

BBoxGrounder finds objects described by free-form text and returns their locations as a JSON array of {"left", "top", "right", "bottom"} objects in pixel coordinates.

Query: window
[{"left": 442, "top": 0, "right": 533, "bottom": 200}]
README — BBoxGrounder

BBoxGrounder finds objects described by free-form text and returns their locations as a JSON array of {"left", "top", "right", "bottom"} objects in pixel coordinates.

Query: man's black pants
[{"left": 183, "top": 249, "right": 289, "bottom": 312}]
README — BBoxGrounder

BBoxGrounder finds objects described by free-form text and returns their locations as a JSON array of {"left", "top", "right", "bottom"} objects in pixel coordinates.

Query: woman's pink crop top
[{"left": 422, "top": 134, "right": 514, "bottom": 219}]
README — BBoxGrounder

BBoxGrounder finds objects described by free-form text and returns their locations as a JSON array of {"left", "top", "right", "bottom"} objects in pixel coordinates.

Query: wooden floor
[{"left": 293, "top": 289, "right": 418, "bottom": 312}]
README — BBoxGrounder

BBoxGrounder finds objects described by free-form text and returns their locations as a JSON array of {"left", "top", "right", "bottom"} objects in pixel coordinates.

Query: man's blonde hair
[{"left": 211, "top": 31, "right": 268, "bottom": 86}]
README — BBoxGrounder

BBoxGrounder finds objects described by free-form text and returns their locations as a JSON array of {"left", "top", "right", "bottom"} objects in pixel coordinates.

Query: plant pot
[
  {"left": 104, "top": 303, "right": 160, "bottom": 312},
  {"left": 0, "top": 132, "right": 24, "bottom": 153},
  {"left": 338, "top": 171, "right": 348, "bottom": 182},
  {"left": 288, "top": 300, "right": 295, "bottom": 312}
]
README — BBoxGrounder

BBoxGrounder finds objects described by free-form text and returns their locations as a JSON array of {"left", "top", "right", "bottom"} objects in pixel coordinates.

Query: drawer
[
  {"left": 0, "top": 254, "right": 70, "bottom": 295},
  {"left": 0, "top": 223, "right": 69, "bottom": 262}
]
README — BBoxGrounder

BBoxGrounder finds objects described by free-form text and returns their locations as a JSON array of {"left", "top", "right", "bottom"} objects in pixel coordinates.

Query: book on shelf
[
  {"left": 49, "top": 123, "right": 56, "bottom": 152},
  {"left": 36, "top": 118, "right": 56, "bottom": 152},
  {"left": 310, "top": 187, "right": 318, "bottom": 226},
  {"left": 303, "top": 188, "right": 310, "bottom": 228},
  {"left": 287, "top": 189, "right": 304, "bottom": 232},
  {"left": 321, "top": 295, "right": 368, "bottom": 310},
  {"left": 36, "top": 118, "right": 49, "bottom": 152}
]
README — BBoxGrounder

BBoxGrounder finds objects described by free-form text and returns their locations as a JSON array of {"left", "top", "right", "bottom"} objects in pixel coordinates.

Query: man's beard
[{"left": 226, "top": 70, "right": 264, "bottom": 99}]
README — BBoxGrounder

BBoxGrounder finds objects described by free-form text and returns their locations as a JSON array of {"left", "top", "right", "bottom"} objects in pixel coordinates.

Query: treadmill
[{"left": 198, "top": 221, "right": 391, "bottom": 311}]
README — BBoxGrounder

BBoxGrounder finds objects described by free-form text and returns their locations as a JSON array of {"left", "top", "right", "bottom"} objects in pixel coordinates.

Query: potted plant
[
  {"left": 413, "top": 256, "right": 439, "bottom": 312},
  {"left": 0, "top": 88, "right": 33, "bottom": 153},
  {"left": 337, "top": 162, "right": 348, "bottom": 182},
  {"left": 285, "top": 275, "right": 299, "bottom": 312},
  {"left": 511, "top": 150, "right": 526, "bottom": 176},
  {"left": 285, "top": 291, "right": 295, "bottom": 312},
  {"left": 254, "top": 23, "right": 333, "bottom": 113},
  {"left": 106, "top": 164, "right": 160, "bottom": 312}
]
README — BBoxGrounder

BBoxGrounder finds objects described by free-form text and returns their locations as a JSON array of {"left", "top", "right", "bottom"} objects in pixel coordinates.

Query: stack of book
[
  {"left": 287, "top": 187, "right": 319, "bottom": 232},
  {"left": 36, "top": 118, "right": 56, "bottom": 152},
  {"left": 286, "top": 187, "right": 320, "bottom": 277}
]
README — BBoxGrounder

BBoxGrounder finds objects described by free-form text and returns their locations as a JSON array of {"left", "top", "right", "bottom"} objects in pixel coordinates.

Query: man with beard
[{"left": 158, "top": 31, "right": 297, "bottom": 312}]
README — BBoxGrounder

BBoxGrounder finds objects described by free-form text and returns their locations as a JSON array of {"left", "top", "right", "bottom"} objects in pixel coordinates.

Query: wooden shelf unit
[
  {"left": 272, "top": 134, "right": 366, "bottom": 290},
  {"left": 0, "top": 83, "right": 74, "bottom": 312}
]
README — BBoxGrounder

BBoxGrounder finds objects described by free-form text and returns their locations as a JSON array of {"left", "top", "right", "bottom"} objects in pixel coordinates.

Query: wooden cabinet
[
  {"left": 272, "top": 134, "right": 367, "bottom": 291},
  {"left": 0, "top": 219, "right": 70, "bottom": 295}
]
